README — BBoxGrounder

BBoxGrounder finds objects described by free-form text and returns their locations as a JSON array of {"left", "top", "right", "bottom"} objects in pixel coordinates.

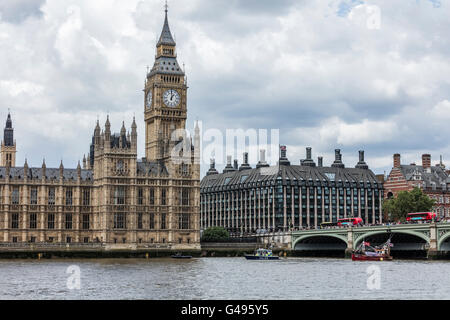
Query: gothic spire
[
  {"left": 157, "top": 2, "right": 176, "bottom": 47},
  {"left": 3, "top": 112, "right": 14, "bottom": 146}
]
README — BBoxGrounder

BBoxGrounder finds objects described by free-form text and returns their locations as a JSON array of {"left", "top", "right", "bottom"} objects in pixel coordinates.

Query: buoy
[
  {"left": 284, "top": 252, "right": 287, "bottom": 258},
  {"left": 38, "top": 253, "right": 42, "bottom": 260},
  {"left": 145, "top": 253, "right": 149, "bottom": 259}
]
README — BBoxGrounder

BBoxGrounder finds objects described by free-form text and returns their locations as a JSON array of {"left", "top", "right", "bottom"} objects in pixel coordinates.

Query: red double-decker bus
[
  {"left": 406, "top": 212, "right": 436, "bottom": 222},
  {"left": 337, "top": 217, "right": 363, "bottom": 227}
]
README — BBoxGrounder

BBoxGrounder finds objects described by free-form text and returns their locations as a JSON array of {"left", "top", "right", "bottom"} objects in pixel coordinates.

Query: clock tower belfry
[{"left": 144, "top": 6, "right": 187, "bottom": 162}]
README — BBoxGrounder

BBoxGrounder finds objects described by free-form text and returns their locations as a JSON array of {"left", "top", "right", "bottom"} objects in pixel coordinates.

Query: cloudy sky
[{"left": 0, "top": 0, "right": 448, "bottom": 177}]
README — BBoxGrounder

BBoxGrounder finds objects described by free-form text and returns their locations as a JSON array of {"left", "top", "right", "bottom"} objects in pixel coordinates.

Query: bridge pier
[
  {"left": 426, "top": 223, "right": 438, "bottom": 260},
  {"left": 345, "top": 228, "right": 354, "bottom": 258}
]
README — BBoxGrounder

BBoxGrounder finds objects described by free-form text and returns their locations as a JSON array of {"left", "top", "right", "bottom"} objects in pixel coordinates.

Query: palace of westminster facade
[{"left": 0, "top": 10, "right": 201, "bottom": 249}]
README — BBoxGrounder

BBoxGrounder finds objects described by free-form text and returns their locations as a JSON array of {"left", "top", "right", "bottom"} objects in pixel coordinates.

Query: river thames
[{"left": 0, "top": 257, "right": 449, "bottom": 300}]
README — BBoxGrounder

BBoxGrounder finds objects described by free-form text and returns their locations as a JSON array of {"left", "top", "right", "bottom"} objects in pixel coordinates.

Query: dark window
[
  {"left": 66, "top": 237, "right": 71, "bottom": 243},
  {"left": 149, "top": 213, "right": 155, "bottom": 229},
  {"left": 11, "top": 187, "right": 19, "bottom": 204},
  {"left": 29, "top": 213, "right": 37, "bottom": 229},
  {"left": 11, "top": 213, "right": 19, "bottom": 229},
  {"left": 161, "top": 189, "right": 167, "bottom": 205},
  {"left": 161, "top": 213, "right": 166, "bottom": 229},
  {"left": 114, "top": 187, "right": 126, "bottom": 205},
  {"left": 48, "top": 188, "right": 55, "bottom": 205},
  {"left": 138, "top": 188, "right": 144, "bottom": 205},
  {"left": 82, "top": 189, "right": 90, "bottom": 206},
  {"left": 65, "top": 213, "right": 73, "bottom": 230},
  {"left": 30, "top": 187, "right": 38, "bottom": 205},
  {"left": 65, "top": 188, "right": 73, "bottom": 206},
  {"left": 82, "top": 214, "right": 90, "bottom": 230},
  {"left": 137, "top": 213, "right": 143, "bottom": 229},
  {"left": 114, "top": 213, "right": 126, "bottom": 229},
  {"left": 181, "top": 189, "right": 189, "bottom": 206},
  {"left": 149, "top": 188, "right": 155, "bottom": 205},
  {"left": 83, "top": 237, "right": 89, "bottom": 243},
  {"left": 178, "top": 213, "right": 190, "bottom": 230},
  {"left": 48, "top": 213, "right": 55, "bottom": 229}
]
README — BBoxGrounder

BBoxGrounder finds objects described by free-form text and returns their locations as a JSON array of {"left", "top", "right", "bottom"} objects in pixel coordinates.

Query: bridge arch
[
  {"left": 354, "top": 230, "right": 430, "bottom": 248},
  {"left": 293, "top": 233, "right": 348, "bottom": 250},
  {"left": 437, "top": 231, "right": 450, "bottom": 250}
]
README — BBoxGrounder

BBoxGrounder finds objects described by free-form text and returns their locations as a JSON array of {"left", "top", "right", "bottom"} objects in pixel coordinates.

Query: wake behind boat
[
  {"left": 245, "top": 248, "right": 280, "bottom": 260},
  {"left": 352, "top": 237, "right": 393, "bottom": 261}
]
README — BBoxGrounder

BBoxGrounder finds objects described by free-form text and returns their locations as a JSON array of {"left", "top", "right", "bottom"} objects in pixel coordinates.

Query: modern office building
[{"left": 200, "top": 147, "right": 384, "bottom": 232}]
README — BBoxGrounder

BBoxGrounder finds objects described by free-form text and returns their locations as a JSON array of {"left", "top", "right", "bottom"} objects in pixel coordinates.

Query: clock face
[
  {"left": 146, "top": 90, "right": 152, "bottom": 108},
  {"left": 163, "top": 89, "right": 180, "bottom": 107}
]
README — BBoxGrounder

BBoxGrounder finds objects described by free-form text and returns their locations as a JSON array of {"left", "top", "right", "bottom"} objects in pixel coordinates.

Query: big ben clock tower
[{"left": 144, "top": 5, "right": 187, "bottom": 162}]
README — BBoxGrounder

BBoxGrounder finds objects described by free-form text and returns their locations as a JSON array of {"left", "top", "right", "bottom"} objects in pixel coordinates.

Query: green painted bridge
[{"left": 291, "top": 223, "right": 450, "bottom": 258}]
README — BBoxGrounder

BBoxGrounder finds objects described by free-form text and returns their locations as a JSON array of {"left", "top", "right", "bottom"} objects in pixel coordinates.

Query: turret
[
  {"left": 41, "top": 158, "right": 46, "bottom": 181},
  {"left": 77, "top": 161, "right": 81, "bottom": 180},
  {"left": 1, "top": 112, "right": 17, "bottom": 167},
  {"left": 131, "top": 117, "right": 137, "bottom": 149},
  {"left": 59, "top": 160, "right": 64, "bottom": 179},
  {"left": 23, "top": 158, "right": 29, "bottom": 181}
]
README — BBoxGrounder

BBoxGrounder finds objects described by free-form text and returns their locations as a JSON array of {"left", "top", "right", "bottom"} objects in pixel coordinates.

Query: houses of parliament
[{"left": 0, "top": 9, "right": 201, "bottom": 250}]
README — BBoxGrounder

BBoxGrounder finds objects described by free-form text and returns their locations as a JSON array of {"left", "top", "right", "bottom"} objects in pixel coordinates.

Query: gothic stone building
[
  {"left": 200, "top": 147, "right": 384, "bottom": 233},
  {"left": 0, "top": 10, "right": 200, "bottom": 250},
  {"left": 384, "top": 153, "right": 450, "bottom": 219}
]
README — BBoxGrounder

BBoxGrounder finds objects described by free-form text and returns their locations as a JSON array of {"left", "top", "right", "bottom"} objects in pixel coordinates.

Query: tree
[
  {"left": 201, "top": 227, "right": 230, "bottom": 242},
  {"left": 382, "top": 187, "right": 436, "bottom": 222}
]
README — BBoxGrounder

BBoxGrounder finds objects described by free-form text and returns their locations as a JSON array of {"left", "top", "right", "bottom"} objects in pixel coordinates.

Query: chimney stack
[
  {"left": 256, "top": 149, "right": 269, "bottom": 168},
  {"left": 279, "top": 145, "right": 290, "bottom": 166},
  {"left": 355, "top": 150, "right": 369, "bottom": 169},
  {"left": 239, "top": 152, "right": 251, "bottom": 171},
  {"left": 318, "top": 157, "right": 323, "bottom": 167},
  {"left": 302, "top": 147, "right": 316, "bottom": 167},
  {"left": 393, "top": 153, "right": 401, "bottom": 168},
  {"left": 223, "top": 155, "right": 235, "bottom": 173},
  {"left": 422, "top": 154, "right": 431, "bottom": 169},
  {"left": 331, "top": 149, "right": 345, "bottom": 168},
  {"left": 207, "top": 158, "right": 219, "bottom": 176}
]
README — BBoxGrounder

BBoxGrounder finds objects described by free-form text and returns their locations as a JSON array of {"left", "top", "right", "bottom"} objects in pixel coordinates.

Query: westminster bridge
[{"left": 291, "top": 222, "right": 450, "bottom": 259}]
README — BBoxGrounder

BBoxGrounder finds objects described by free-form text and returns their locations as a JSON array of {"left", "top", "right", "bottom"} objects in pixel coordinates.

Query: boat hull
[
  {"left": 171, "top": 255, "right": 192, "bottom": 259},
  {"left": 245, "top": 255, "right": 279, "bottom": 260},
  {"left": 352, "top": 253, "right": 392, "bottom": 261}
]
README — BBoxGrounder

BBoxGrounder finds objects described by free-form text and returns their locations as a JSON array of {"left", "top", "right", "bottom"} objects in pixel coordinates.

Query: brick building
[{"left": 384, "top": 153, "right": 450, "bottom": 219}]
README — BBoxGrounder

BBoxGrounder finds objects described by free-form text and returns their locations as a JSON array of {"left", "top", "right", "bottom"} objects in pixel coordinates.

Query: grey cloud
[{"left": 0, "top": 0, "right": 45, "bottom": 23}]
